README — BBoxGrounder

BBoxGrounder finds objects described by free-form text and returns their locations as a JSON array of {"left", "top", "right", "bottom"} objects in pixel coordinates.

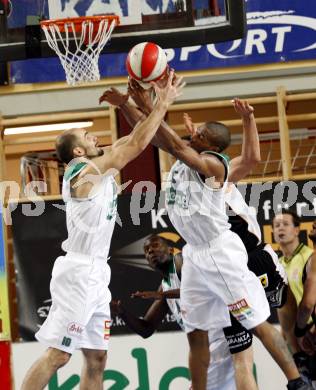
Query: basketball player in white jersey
[
  {"left": 132, "top": 195, "right": 303, "bottom": 390},
  {"left": 112, "top": 234, "right": 237, "bottom": 390},
  {"left": 21, "top": 70, "right": 184, "bottom": 390},
  {"left": 100, "top": 78, "right": 312, "bottom": 390}
]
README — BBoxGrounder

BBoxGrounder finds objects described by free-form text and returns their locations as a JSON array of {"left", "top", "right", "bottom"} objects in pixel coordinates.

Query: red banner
[{"left": 0, "top": 341, "right": 12, "bottom": 390}]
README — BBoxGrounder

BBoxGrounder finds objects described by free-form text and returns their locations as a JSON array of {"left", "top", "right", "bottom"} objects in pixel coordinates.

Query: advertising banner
[
  {"left": 12, "top": 331, "right": 287, "bottom": 390},
  {"left": 11, "top": 180, "right": 316, "bottom": 341},
  {"left": 0, "top": 341, "right": 12, "bottom": 390},
  {"left": 9, "top": 0, "right": 316, "bottom": 83}
]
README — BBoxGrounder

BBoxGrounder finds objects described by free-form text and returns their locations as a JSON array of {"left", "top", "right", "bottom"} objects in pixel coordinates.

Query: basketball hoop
[{"left": 40, "top": 15, "right": 119, "bottom": 86}]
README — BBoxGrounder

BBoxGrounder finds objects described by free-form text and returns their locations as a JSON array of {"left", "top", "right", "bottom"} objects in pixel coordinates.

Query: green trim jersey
[
  {"left": 61, "top": 162, "right": 117, "bottom": 259},
  {"left": 165, "top": 152, "right": 231, "bottom": 245},
  {"left": 36, "top": 162, "right": 114, "bottom": 354},
  {"left": 161, "top": 259, "right": 184, "bottom": 331}
]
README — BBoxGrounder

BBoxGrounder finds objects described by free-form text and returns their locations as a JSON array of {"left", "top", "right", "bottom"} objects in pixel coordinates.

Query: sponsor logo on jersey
[
  {"left": 259, "top": 273, "right": 269, "bottom": 288},
  {"left": 104, "top": 320, "right": 111, "bottom": 340},
  {"left": 166, "top": 187, "right": 189, "bottom": 209},
  {"left": 291, "top": 268, "right": 300, "bottom": 282},
  {"left": 67, "top": 322, "right": 84, "bottom": 335},
  {"left": 226, "top": 331, "right": 252, "bottom": 348},
  {"left": 228, "top": 299, "right": 253, "bottom": 321}
]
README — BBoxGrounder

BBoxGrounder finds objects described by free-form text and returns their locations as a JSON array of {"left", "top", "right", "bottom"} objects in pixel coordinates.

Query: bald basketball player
[{"left": 21, "top": 70, "right": 184, "bottom": 390}]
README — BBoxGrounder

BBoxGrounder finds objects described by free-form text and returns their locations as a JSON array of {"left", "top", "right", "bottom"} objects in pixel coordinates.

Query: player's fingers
[
  {"left": 128, "top": 79, "right": 136, "bottom": 89},
  {"left": 178, "top": 81, "right": 186, "bottom": 91},
  {"left": 131, "top": 291, "right": 138, "bottom": 298},
  {"left": 150, "top": 81, "right": 159, "bottom": 95},
  {"left": 167, "top": 69, "right": 175, "bottom": 86},
  {"left": 173, "top": 75, "right": 184, "bottom": 87},
  {"left": 231, "top": 98, "right": 238, "bottom": 107},
  {"left": 132, "top": 79, "right": 142, "bottom": 90},
  {"left": 99, "top": 94, "right": 109, "bottom": 104}
]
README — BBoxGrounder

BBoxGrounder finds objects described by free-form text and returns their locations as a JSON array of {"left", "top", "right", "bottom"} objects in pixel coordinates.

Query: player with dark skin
[
  {"left": 112, "top": 235, "right": 182, "bottom": 339},
  {"left": 112, "top": 234, "right": 239, "bottom": 390},
  {"left": 100, "top": 78, "right": 311, "bottom": 390}
]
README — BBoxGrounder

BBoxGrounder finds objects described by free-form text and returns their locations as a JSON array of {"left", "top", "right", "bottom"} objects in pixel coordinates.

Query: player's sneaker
[
  {"left": 287, "top": 377, "right": 313, "bottom": 390},
  {"left": 293, "top": 352, "right": 312, "bottom": 383}
]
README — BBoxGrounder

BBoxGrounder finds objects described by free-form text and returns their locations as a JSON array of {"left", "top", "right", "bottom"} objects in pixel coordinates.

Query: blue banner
[{"left": 9, "top": 0, "right": 316, "bottom": 83}]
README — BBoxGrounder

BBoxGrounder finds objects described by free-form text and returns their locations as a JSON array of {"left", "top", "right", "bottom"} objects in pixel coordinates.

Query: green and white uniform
[
  {"left": 165, "top": 153, "right": 269, "bottom": 333},
  {"left": 162, "top": 258, "right": 236, "bottom": 390},
  {"left": 36, "top": 162, "right": 117, "bottom": 353},
  {"left": 161, "top": 259, "right": 184, "bottom": 330}
]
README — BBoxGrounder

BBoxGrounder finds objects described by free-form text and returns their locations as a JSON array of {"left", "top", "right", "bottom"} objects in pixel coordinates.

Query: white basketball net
[{"left": 41, "top": 18, "right": 116, "bottom": 86}]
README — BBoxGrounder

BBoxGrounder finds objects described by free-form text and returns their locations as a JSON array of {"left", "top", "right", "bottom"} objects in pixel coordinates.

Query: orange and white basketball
[{"left": 126, "top": 42, "right": 168, "bottom": 83}]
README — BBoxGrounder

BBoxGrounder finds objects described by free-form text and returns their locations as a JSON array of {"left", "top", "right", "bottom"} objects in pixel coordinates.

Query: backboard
[{"left": 0, "top": 0, "right": 246, "bottom": 61}]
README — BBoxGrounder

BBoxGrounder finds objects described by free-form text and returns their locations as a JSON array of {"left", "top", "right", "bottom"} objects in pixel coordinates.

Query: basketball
[{"left": 126, "top": 42, "right": 168, "bottom": 83}]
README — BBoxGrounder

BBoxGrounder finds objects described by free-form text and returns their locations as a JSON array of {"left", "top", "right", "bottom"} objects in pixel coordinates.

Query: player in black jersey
[{"left": 229, "top": 213, "right": 288, "bottom": 309}]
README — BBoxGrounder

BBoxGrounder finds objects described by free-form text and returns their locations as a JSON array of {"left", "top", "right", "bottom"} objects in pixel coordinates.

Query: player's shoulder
[
  {"left": 301, "top": 244, "right": 314, "bottom": 258},
  {"left": 201, "top": 151, "right": 230, "bottom": 165},
  {"left": 64, "top": 161, "right": 87, "bottom": 182}
]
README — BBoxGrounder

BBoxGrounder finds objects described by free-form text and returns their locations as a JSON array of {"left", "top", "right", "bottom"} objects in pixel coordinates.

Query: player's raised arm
[
  {"left": 228, "top": 98, "right": 261, "bottom": 183},
  {"left": 88, "top": 70, "right": 183, "bottom": 174},
  {"left": 111, "top": 289, "right": 169, "bottom": 339},
  {"left": 99, "top": 87, "right": 145, "bottom": 128},
  {"left": 127, "top": 78, "right": 226, "bottom": 182}
]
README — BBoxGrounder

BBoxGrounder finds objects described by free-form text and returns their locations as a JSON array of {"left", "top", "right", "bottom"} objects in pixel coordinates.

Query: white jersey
[
  {"left": 61, "top": 162, "right": 117, "bottom": 259},
  {"left": 161, "top": 259, "right": 184, "bottom": 330},
  {"left": 225, "top": 183, "right": 261, "bottom": 244},
  {"left": 165, "top": 152, "right": 231, "bottom": 245}
]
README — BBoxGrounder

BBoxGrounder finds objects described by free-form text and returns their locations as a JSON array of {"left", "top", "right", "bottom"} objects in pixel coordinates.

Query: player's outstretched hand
[
  {"left": 99, "top": 87, "right": 129, "bottom": 106},
  {"left": 232, "top": 98, "right": 254, "bottom": 118},
  {"left": 110, "top": 299, "right": 124, "bottom": 315},
  {"left": 128, "top": 78, "right": 154, "bottom": 114},
  {"left": 150, "top": 69, "right": 185, "bottom": 107},
  {"left": 131, "top": 290, "right": 163, "bottom": 300},
  {"left": 155, "top": 67, "right": 180, "bottom": 89},
  {"left": 183, "top": 113, "right": 197, "bottom": 137}
]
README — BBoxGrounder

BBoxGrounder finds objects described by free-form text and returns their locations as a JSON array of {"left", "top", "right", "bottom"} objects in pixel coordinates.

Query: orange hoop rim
[{"left": 40, "top": 15, "right": 120, "bottom": 33}]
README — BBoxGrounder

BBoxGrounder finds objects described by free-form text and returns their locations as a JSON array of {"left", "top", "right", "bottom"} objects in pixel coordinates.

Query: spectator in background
[{"left": 273, "top": 211, "right": 316, "bottom": 384}]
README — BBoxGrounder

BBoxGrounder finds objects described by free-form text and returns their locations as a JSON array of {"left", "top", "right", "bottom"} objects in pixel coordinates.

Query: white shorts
[
  {"left": 36, "top": 252, "right": 112, "bottom": 354},
  {"left": 207, "top": 329, "right": 236, "bottom": 390},
  {"left": 181, "top": 230, "right": 270, "bottom": 333}
]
